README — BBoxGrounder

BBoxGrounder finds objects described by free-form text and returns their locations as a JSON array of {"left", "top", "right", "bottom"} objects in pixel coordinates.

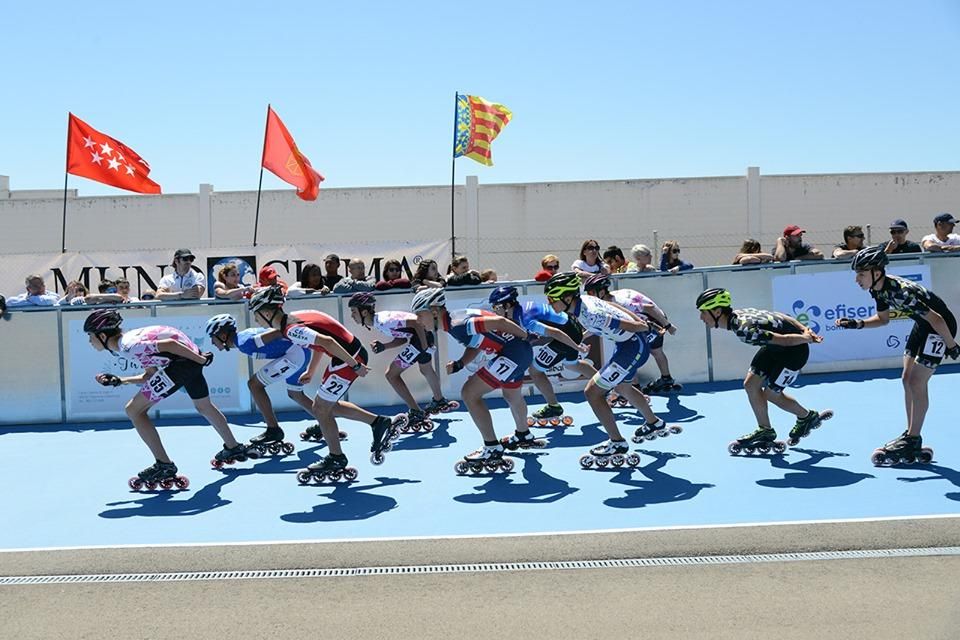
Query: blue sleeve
[
  {"left": 659, "top": 253, "right": 669, "bottom": 271},
  {"left": 235, "top": 330, "right": 259, "bottom": 357},
  {"left": 680, "top": 260, "right": 694, "bottom": 271}
]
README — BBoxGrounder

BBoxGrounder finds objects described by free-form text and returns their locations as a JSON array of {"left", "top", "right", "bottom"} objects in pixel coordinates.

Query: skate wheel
[
  {"left": 626, "top": 453, "right": 641, "bottom": 467},
  {"left": 422, "top": 420, "right": 434, "bottom": 432},
  {"left": 483, "top": 460, "right": 499, "bottom": 472},
  {"left": 902, "top": 454, "right": 916, "bottom": 465},
  {"left": 211, "top": 459, "right": 224, "bottom": 469},
  {"left": 757, "top": 443, "right": 771, "bottom": 454},
  {"left": 562, "top": 416, "right": 574, "bottom": 426},
  {"left": 454, "top": 461, "right": 469, "bottom": 475},
  {"left": 728, "top": 442, "right": 742, "bottom": 455},
  {"left": 299, "top": 432, "right": 309, "bottom": 441},
  {"left": 631, "top": 435, "right": 643, "bottom": 444},
  {"left": 328, "top": 470, "right": 342, "bottom": 482},
  {"left": 344, "top": 467, "right": 359, "bottom": 481},
  {"left": 296, "top": 470, "right": 312, "bottom": 485},
  {"left": 537, "top": 419, "right": 549, "bottom": 427},
  {"left": 644, "top": 434, "right": 657, "bottom": 442},
  {"left": 527, "top": 417, "right": 535, "bottom": 427},
  {"left": 787, "top": 437, "right": 800, "bottom": 446},
  {"left": 267, "top": 443, "right": 280, "bottom": 455},
  {"left": 338, "top": 431, "right": 349, "bottom": 440},
  {"left": 145, "top": 481, "right": 158, "bottom": 491},
  {"left": 469, "top": 462, "right": 485, "bottom": 474},
  {"left": 174, "top": 476, "right": 190, "bottom": 490},
  {"left": 669, "top": 425, "right": 683, "bottom": 434},
  {"left": 446, "top": 401, "right": 460, "bottom": 411},
  {"left": 870, "top": 451, "right": 886, "bottom": 466},
  {"left": 596, "top": 457, "right": 610, "bottom": 468},
  {"left": 919, "top": 448, "right": 934, "bottom": 464},
  {"left": 744, "top": 446, "right": 756, "bottom": 455},
  {"left": 282, "top": 442, "right": 296, "bottom": 455},
  {"left": 313, "top": 471, "right": 328, "bottom": 484},
  {"left": 128, "top": 477, "right": 144, "bottom": 491},
  {"left": 400, "top": 424, "right": 411, "bottom": 434},
  {"left": 611, "top": 454, "right": 625, "bottom": 468},
  {"left": 411, "top": 422, "right": 422, "bottom": 433},
  {"left": 500, "top": 458, "right": 514, "bottom": 472},
  {"left": 370, "top": 451, "right": 385, "bottom": 466},
  {"left": 160, "top": 478, "right": 174, "bottom": 490},
  {"left": 773, "top": 441, "right": 787, "bottom": 454},
  {"left": 579, "top": 455, "right": 594, "bottom": 469}
]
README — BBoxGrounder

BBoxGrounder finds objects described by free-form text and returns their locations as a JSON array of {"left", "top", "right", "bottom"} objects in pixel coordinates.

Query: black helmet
[
  {"left": 544, "top": 272, "right": 582, "bottom": 300},
  {"left": 582, "top": 273, "right": 611, "bottom": 294},
  {"left": 851, "top": 245, "right": 889, "bottom": 271},
  {"left": 83, "top": 309, "right": 123, "bottom": 333},
  {"left": 248, "top": 285, "right": 286, "bottom": 312},
  {"left": 348, "top": 292, "right": 377, "bottom": 309}
]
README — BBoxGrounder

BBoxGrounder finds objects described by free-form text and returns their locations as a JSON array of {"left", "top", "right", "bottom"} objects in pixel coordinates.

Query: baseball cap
[
  {"left": 324, "top": 253, "right": 340, "bottom": 263},
  {"left": 173, "top": 248, "right": 195, "bottom": 260},
  {"left": 933, "top": 212, "right": 958, "bottom": 225},
  {"left": 783, "top": 225, "right": 805, "bottom": 237},
  {"left": 889, "top": 219, "right": 908, "bottom": 231},
  {"left": 258, "top": 265, "right": 278, "bottom": 285}
]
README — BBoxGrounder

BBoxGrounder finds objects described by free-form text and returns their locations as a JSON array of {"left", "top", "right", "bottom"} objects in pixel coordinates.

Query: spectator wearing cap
[
  {"left": 627, "top": 244, "right": 658, "bottom": 272},
  {"left": 322, "top": 254, "right": 344, "bottom": 289},
  {"left": 333, "top": 259, "right": 376, "bottom": 293},
  {"left": 376, "top": 259, "right": 413, "bottom": 290},
  {"left": 259, "top": 264, "right": 290, "bottom": 295},
  {"left": 157, "top": 249, "right": 205, "bottom": 300},
  {"left": 534, "top": 254, "right": 561, "bottom": 282},
  {"left": 831, "top": 225, "right": 866, "bottom": 260},
  {"left": 773, "top": 225, "right": 823, "bottom": 262},
  {"left": 884, "top": 219, "right": 922, "bottom": 255},
  {"left": 921, "top": 213, "right": 960, "bottom": 253},
  {"left": 6, "top": 274, "right": 61, "bottom": 307}
]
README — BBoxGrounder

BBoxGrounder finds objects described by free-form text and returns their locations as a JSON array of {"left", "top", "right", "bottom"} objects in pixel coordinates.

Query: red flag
[
  {"left": 261, "top": 106, "right": 324, "bottom": 201},
  {"left": 66, "top": 114, "right": 161, "bottom": 194}
]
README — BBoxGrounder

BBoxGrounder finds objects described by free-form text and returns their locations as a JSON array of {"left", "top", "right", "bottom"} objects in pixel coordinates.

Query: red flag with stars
[
  {"left": 261, "top": 106, "right": 324, "bottom": 201},
  {"left": 66, "top": 113, "right": 161, "bottom": 194}
]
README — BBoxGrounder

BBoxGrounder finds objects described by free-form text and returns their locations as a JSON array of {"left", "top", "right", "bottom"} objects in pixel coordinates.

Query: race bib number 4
[
  {"left": 774, "top": 368, "right": 800, "bottom": 388},
  {"left": 487, "top": 356, "right": 520, "bottom": 382},
  {"left": 923, "top": 334, "right": 946, "bottom": 357},
  {"left": 147, "top": 369, "right": 175, "bottom": 397}
]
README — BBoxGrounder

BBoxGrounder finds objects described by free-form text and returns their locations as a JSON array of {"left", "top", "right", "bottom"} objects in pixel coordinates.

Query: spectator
[
  {"left": 921, "top": 213, "right": 960, "bottom": 253},
  {"left": 214, "top": 263, "right": 255, "bottom": 300},
  {"left": 602, "top": 245, "right": 634, "bottom": 274},
  {"left": 660, "top": 240, "right": 694, "bottom": 272},
  {"left": 445, "top": 255, "right": 482, "bottom": 287},
  {"left": 410, "top": 259, "right": 444, "bottom": 290},
  {"left": 140, "top": 289, "right": 158, "bottom": 301},
  {"left": 571, "top": 239, "right": 610, "bottom": 276},
  {"left": 6, "top": 274, "right": 60, "bottom": 307},
  {"left": 376, "top": 259, "right": 413, "bottom": 290},
  {"left": 480, "top": 268, "right": 498, "bottom": 283},
  {"left": 85, "top": 279, "right": 125, "bottom": 305},
  {"left": 885, "top": 219, "right": 922, "bottom": 255},
  {"left": 773, "top": 225, "right": 824, "bottom": 262},
  {"left": 831, "top": 225, "right": 866, "bottom": 260},
  {"left": 333, "top": 259, "right": 376, "bottom": 293},
  {"left": 534, "top": 254, "right": 561, "bottom": 282},
  {"left": 732, "top": 238, "right": 775, "bottom": 265},
  {"left": 0, "top": 294, "right": 6, "bottom": 316},
  {"left": 287, "top": 263, "right": 325, "bottom": 297},
  {"left": 115, "top": 278, "right": 139, "bottom": 303},
  {"left": 258, "top": 264, "right": 290, "bottom": 295},
  {"left": 157, "top": 249, "right": 206, "bottom": 300},
  {"left": 627, "top": 244, "right": 658, "bottom": 273},
  {"left": 322, "top": 254, "right": 344, "bottom": 289},
  {"left": 58, "top": 280, "right": 89, "bottom": 306}
]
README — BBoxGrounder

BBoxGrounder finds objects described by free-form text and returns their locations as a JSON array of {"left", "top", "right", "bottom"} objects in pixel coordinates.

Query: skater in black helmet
[{"left": 837, "top": 245, "right": 959, "bottom": 465}]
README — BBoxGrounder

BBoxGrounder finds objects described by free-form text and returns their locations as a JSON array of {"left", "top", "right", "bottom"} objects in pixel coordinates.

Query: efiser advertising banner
[
  {"left": 772, "top": 265, "right": 931, "bottom": 362},
  {"left": 67, "top": 315, "right": 248, "bottom": 420}
]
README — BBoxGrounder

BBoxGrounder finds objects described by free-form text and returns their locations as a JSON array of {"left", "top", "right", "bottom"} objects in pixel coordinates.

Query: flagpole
[
  {"left": 61, "top": 172, "right": 68, "bottom": 254},
  {"left": 253, "top": 104, "right": 270, "bottom": 247},
  {"left": 450, "top": 92, "right": 459, "bottom": 262}
]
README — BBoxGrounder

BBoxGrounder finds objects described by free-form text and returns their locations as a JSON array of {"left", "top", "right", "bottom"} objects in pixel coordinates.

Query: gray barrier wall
[{"left": 2, "top": 255, "right": 956, "bottom": 426}]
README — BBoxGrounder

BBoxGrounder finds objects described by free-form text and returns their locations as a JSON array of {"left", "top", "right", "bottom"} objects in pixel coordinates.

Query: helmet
[
  {"left": 205, "top": 314, "right": 237, "bottom": 338},
  {"left": 248, "top": 284, "right": 286, "bottom": 312},
  {"left": 348, "top": 292, "right": 377, "bottom": 309},
  {"left": 851, "top": 245, "right": 889, "bottom": 271},
  {"left": 544, "top": 272, "right": 582, "bottom": 300},
  {"left": 582, "top": 273, "right": 611, "bottom": 294},
  {"left": 411, "top": 288, "right": 446, "bottom": 312},
  {"left": 488, "top": 286, "right": 519, "bottom": 306},
  {"left": 696, "top": 288, "right": 732, "bottom": 311},
  {"left": 83, "top": 309, "right": 123, "bottom": 334}
]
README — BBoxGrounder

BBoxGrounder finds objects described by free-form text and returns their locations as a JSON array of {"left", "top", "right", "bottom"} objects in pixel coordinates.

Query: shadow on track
[
  {"left": 897, "top": 462, "right": 960, "bottom": 502},
  {"left": 532, "top": 422, "right": 609, "bottom": 449},
  {"left": 756, "top": 448, "right": 874, "bottom": 490},
  {"left": 453, "top": 452, "right": 579, "bottom": 504},
  {"left": 280, "top": 477, "right": 421, "bottom": 523},
  {"left": 603, "top": 449, "right": 714, "bottom": 509},
  {"left": 388, "top": 417, "right": 459, "bottom": 452}
]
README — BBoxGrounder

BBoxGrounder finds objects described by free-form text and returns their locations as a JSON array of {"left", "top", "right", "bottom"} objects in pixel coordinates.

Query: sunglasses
[
  {"left": 890, "top": 229, "right": 906, "bottom": 234},
  {"left": 671, "top": 249, "right": 681, "bottom": 254},
  {"left": 585, "top": 245, "right": 600, "bottom": 251},
  {"left": 545, "top": 264, "right": 560, "bottom": 270},
  {"left": 179, "top": 256, "right": 195, "bottom": 262},
  {"left": 850, "top": 234, "right": 865, "bottom": 239}
]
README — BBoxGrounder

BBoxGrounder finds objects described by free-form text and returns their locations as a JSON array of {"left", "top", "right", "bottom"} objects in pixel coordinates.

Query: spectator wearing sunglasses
[
  {"left": 832, "top": 225, "right": 866, "bottom": 260},
  {"left": 884, "top": 219, "right": 921, "bottom": 255},
  {"left": 534, "top": 254, "right": 561, "bottom": 282},
  {"left": 376, "top": 259, "right": 413, "bottom": 290},
  {"left": 660, "top": 240, "right": 694, "bottom": 273},
  {"left": 627, "top": 244, "right": 658, "bottom": 273},
  {"left": 572, "top": 240, "right": 610, "bottom": 276},
  {"left": 157, "top": 249, "right": 206, "bottom": 300},
  {"left": 773, "top": 225, "right": 824, "bottom": 262}
]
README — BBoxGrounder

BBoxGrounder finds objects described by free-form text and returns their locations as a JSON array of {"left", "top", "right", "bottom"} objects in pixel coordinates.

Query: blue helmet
[{"left": 488, "top": 286, "right": 519, "bottom": 306}]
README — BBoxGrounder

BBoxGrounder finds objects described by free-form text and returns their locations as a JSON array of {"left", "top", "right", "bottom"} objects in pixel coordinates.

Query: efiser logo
[
  {"left": 791, "top": 299, "right": 877, "bottom": 332},
  {"left": 791, "top": 300, "right": 822, "bottom": 333}
]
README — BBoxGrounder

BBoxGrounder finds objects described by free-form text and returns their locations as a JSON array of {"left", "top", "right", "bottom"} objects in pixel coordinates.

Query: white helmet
[
  {"left": 410, "top": 288, "right": 446, "bottom": 312},
  {"left": 205, "top": 313, "right": 237, "bottom": 338}
]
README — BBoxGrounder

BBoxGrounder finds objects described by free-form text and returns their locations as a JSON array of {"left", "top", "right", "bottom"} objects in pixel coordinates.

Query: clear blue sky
[{"left": 3, "top": 1, "right": 959, "bottom": 195}]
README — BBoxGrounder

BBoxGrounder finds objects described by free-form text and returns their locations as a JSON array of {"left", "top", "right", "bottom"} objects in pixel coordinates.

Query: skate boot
[
  {"left": 211, "top": 443, "right": 260, "bottom": 469},
  {"left": 500, "top": 429, "right": 547, "bottom": 451},
  {"left": 871, "top": 432, "right": 933, "bottom": 466},
  {"left": 641, "top": 375, "right": 682, "bottom": 395},
  {"left": 128, "top": 460, "right": 189, "bottom": 491},
  {"left": 299, "top": 424, "right": 349, "bottom": 444},
  {"left": 424, "top": 396, "right": 460, "bottom": 415},
  {"left": 250, "top": 427, "right": 296, "bottom": 456},
  {"left": 454, "top": 444, "right": 514, "bottom": 475},
  {"left": 296, "top": 453, "right": 359, "bottom": 484},
  {"left": 607, "top": 391, "right": 630, "bottom": 408},
  {"left": 631, "top": 417, "right": 683, "bottom": 443},
  {"left": 369, "top": 414, "right": 406, "bottom": 465},
  {"left": 787, "top": 409, "right": 835, "bottom": 446},
  {"left": 399, "top": 408, "right": 434, "bottom": 434},
  {"left": 728, "top": 426, "right": 786, "bottom": 456},
  {"left": 527, "top": 404, "right": 574, "bottom": 427},
  {"left": 579, "top": 440, "right": 641, "bottom": 469}
]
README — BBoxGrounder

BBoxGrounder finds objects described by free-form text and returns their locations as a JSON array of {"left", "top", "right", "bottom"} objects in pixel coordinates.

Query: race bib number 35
[{"left": 147, "top": 369, "right": 175, "bottom": 397}]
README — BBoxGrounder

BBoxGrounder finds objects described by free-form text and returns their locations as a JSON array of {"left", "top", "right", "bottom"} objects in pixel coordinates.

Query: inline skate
[
  {"left": 641, "top": 376, "right": 683, "bottom": 395},
  {"left": 369, "top": 414, "right": 406, "bottom": 465},
  {"left": 728, "top": 426, "right": 786, "bottom": 455},
  {"left": 249, "top": 427, "right": 296, "bottom": 456},
  {"left": 871, "top": 431, "right": 933, "bottom": 466},
  {"left": 500, "top": 429, "right": 547, "bottom": 451},
  {"left": 128, "top": 460, "right": 189, "bottom": 491},
  {"left": 454, "top": 444, "right": 514, "bottom": 475},
  {"left": 787, "top": 409, "right": 834, "bottom": 446},
  {"left": 526, "top": 404, "right": 575, "bottom": 427},
  {"left": 631, "top": 418, "right": 683, "bottom": 443},
  {"left": 299, "top": 424, "right": 349, "bottom": 443},
  {"left": 424, "top": 397, "right": 460, "bottom": 415},
  {"left": 398, "top": 408, "right": 434, "bottom": 434},
  {"left": 606, "top": 391, "right": 630, "bottom": 408},
  {"left": 296, "top": 453, "right": 359, "bottom": 484},
  {"left": 211, "top": 443, "right": 260, "bottom": 469},
  {"left": 579, "top": 440, "right": 641, "bottom": 470}
]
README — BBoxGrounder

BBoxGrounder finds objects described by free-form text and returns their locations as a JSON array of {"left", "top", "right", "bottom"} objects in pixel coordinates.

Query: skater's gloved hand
[
  {"left": 352, "top": 360, "right": 370, "bottom": 377},
  {"left": 946, "top": 344, "right": 960, "bottom": 360},
  {"left": 665, "top": 322, "right": 677, "bottom": 335},
  {"left": 370, "top": 340, "right": 385, "bottom": 354},
  {"left": 447, "top": 359, "right": 464, "bottom": 374},
  {"left": 96, "top": 373, "right": 122, "bottom": 387},
  {"left": 201, "top": 351, "right": 215, "bottom": 366},
  {"left": 835, "top": 318, "right": 864, "bottom": 329},
  {"left": 576, "top": 342, "right": 590, "bottom": 354}
]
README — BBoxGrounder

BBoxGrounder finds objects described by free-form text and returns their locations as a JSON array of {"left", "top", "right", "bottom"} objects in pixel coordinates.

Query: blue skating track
[{"left": 2, "top": 366, "right": 958, "bottom": 551}]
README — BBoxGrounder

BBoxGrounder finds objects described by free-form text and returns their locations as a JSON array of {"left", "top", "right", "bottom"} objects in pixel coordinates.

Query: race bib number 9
[
  {"left": 397, "top": 344, "right": 421, "bottom": 365},
  {"left": 147, "top": 369, "right": 175, "bottom": 397},
  {"left": 923, "top": 334, "right": 946, "bottom": 357},
  {"left": 774, "top": 368, "right": 800, "bottom": 388},
  {"left": 599, "top": 362, "right": 629, "bottom": 387},
  {"left": 319, "top": 374, "right": 351, "bottom": 401},
  {"left": 487, "top": 356, "right": 520, "bottom": 382}
]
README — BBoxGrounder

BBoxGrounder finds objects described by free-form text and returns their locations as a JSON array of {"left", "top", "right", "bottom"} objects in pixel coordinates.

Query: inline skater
[
  {"left": 83, "top": 309, "right": 256, "bottom": 490},
  {"left": 248, "top": 286, "right": 404, "bottom": 483},
  {"left": 410, "top": 288, "right": 541, "bottom": 474},
  {"left": 696, "top": 288, "right": 832, "bottom": 455},
  {"left": 836, "top": 245, "right": 959, "bottom": 465}
]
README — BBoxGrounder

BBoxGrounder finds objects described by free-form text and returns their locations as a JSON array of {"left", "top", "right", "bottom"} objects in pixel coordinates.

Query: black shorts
[
  {"left": 408, "top": 330, "right": 437, "bottom": 365},
  {"left": 532, "top": 318, "right": 583, "bottom": 371},
  {"left": 905, "top": 314, "right": 957, "bottom": 369},
  {"left": 643, "top": 320, "right": 665, "bottom": 350},
  {"left": 141, "top": 357, "right": 209, "bottom": 402},
  {"left": 749, "top": 344, "right": 809, "bottom": 393}
]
